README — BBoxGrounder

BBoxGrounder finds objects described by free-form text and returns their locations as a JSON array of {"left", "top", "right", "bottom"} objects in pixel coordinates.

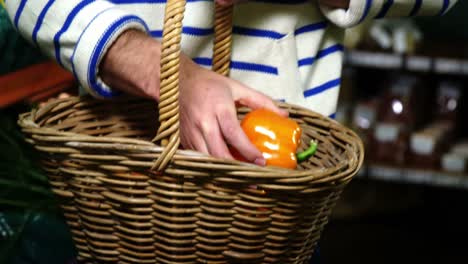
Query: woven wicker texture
[{"left": 18, "top": 1, "right": 364, "bottom": 263}]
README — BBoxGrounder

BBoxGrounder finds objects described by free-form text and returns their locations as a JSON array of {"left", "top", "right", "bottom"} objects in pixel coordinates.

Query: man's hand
[
  {"left": 100, "top": 29, "right": 287, "bottom": 165},
  {"left": 320, "top": 0, "right": 350, "bottom": 9},
  {"left": 178, "top": 58, "right": 287, "bottom": 165}
]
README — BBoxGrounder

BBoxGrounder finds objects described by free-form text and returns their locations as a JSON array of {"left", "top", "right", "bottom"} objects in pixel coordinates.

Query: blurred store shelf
[
  {"left": 345, "top": 50, "right": 468, "bottom": 76},
  {"left": 357, "top": 164, "right": 468, "bottom": 190}
]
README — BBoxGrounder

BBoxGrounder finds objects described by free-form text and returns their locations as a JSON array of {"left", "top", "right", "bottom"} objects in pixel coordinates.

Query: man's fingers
[
  {"left": 201, "top": 120, "right": 234, "bottom": 160},
  {"left": 217, "top": 106, "right": 266, "bottom": 166},
  {"left": 185, "top": 127, "right": 209, "bottom": 155}
]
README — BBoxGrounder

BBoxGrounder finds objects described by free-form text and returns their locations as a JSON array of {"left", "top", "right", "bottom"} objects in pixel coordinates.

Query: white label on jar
[
  {"left": 374, "top": 123, "right": 400, "bottom": 142},
  {"left": 410, "top": 134, "right": 436, "bottom": 155},
  {"left": 393, "top": 29, "right": 407, "bottom": 54},
  {"left": 353, "top": 105, "right": 376, "bottom": 129}
]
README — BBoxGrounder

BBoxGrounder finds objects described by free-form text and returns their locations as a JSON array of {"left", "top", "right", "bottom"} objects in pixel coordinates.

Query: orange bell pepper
[{"left": 237, "top": 108, "right": 302, "bottom": 169}]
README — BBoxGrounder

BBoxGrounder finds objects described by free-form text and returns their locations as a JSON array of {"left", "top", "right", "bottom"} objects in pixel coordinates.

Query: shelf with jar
[
  {"left": 338, "top": 60, "right": 468, "bottom": 190},
  {"left": 338, "top": 17, "right": 468, "bottom": 189},
  {"left": 344, "top": 50, "right": 468, "bottom": 76},
  {"left": 342, "top": 17, "right": 468, "bottom": 75}
]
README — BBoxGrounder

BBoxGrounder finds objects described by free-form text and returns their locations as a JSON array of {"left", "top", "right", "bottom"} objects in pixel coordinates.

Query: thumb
[{"left": 231, "top": 80, "right": 288, "bottom": 117}]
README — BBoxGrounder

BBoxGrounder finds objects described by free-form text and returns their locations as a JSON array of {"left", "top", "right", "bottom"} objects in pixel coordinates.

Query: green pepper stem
[{"left": 297, "top": 140, "right": 318, "bottom": 162}]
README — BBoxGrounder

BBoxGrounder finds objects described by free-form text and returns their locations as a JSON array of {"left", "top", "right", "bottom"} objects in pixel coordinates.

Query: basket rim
[{"left": 18, "top": 97, "right": 364, "bottom": 180}]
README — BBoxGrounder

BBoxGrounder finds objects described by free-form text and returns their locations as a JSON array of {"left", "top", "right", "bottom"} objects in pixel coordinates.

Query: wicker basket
[{"left": 18, "top": 1, "right": 364, "bottom": 263}]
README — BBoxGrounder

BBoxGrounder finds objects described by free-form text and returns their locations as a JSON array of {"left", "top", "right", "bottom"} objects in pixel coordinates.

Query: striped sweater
[{"left": 6, "top": 0, "right": 457, "bottom": 117}]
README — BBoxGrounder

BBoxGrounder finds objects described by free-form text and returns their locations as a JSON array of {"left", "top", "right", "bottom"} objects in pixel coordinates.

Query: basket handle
[{"left": 151, "top": 0, "right": 233, "bottom": 171}]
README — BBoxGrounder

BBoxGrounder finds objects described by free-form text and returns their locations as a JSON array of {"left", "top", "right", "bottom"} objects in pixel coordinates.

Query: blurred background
[
  {"left": 321, "top": 2, "right": 468, "bottom": 263},
  {"left": 1, "top": 1, "right": 468, "bottom": 264}
]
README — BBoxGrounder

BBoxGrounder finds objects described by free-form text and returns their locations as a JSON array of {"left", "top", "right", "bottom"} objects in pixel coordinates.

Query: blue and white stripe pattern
[
  {"left": 5, "top": 0, "right": 457, "bottom": 116},
  {"left": 373, "top": 0, "right": 455, "bottom": 19}
]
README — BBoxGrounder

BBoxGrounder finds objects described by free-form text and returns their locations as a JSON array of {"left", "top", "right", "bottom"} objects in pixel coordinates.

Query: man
[{"left": 6, "top": 0, "right": 458, "bottom": 164}]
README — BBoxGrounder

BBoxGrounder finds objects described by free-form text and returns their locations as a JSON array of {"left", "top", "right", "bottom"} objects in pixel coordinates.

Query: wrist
[
  {"left": 179, "top": 53, "right": 208, "bottom": 93},
  {"left": 100, "top": 29, "right": 161, "bottom": 99}
]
